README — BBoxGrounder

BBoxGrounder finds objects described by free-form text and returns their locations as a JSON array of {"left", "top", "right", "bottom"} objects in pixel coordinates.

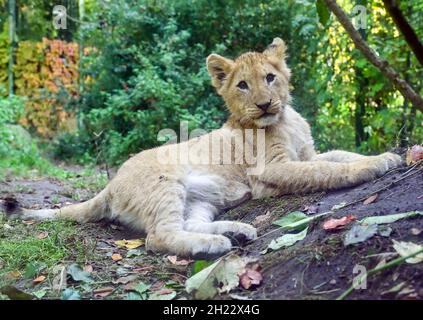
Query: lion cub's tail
[{"left": 1, "top": 188, "right": 110, "bottom": 223}]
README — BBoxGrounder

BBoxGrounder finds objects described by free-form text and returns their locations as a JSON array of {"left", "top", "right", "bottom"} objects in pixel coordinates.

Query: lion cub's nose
[{"left": 256, "top": 101, "right": 271, "bottom": 111}]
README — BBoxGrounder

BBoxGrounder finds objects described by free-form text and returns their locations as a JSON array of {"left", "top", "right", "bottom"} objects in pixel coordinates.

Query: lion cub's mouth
[{"left": 259, "top": 112, "right": 277, "bottom": 119}]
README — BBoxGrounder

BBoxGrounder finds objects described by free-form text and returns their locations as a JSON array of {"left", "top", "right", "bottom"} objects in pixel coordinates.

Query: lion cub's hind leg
[{"left": 183, "top": 200, "right": 257, "bottom": 246}]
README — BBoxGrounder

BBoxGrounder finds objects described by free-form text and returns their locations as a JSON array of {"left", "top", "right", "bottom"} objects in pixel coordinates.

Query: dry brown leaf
[
  {"left": 252, "top": 211, "right": 272, "bottom": 227},
  {"left": 83, "top": 265, "right": 93, "bottom": 273},
  {"left": 133, "top": 265, "right": 154, "bottom": 275},
  {"left": 5, "top": 270, "right": 21, "bottom": 279},
  {"left": 111, "top": 253, "right": 123, "bottom": 261},
  {"left": 303, "top": 204, "right": 318, "bottom": 215},
  {"left": 167, "top": 255, "right": 193, "bottom": 266},
  {"left": 239, "top": 268, "right": 263, "bottom": 290},
  {"left": 123, "top": 282, "right": 137, "bottom": 291},
  {"left": 36, "top": 231, "right": 49, "bottom": 239},
  {"left": 33, "top": 275, "right": 46, "bottom": 284},
  {"left": 363, "top": 194, "right": 378, "bottom": 205},
  {"left": 154, "top": 288, "right": 174, "bottom": 295},
  {"left": 406, "top": 145, "right": 423, "bottom": 165},
  {"left": 93, "top": 287, "right": 114, "bottom": 298},
  {"left": 323, "top": 214, "right": 356, "bottom": 231}
]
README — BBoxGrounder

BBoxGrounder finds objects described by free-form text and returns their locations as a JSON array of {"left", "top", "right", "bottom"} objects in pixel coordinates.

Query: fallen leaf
[
  {"left": 93, "top": 287, "right": 114, "bottom": 298},
  {"left": 397, "top": 286, "right": 416, "bottom": 298},
  {"left": 239, "top": 268, "right": 263, "bottom": 289},
  {"left": 33, "top": 275, "right": 46, "bottom": 284},
  {"left": 273, "top": 211, "right": 329, "bottom": 231},
  {"left": 22, "top": 220, "right": 36, "bottom": 225},
  {"left": 126, "top": 249, "right": 142, "bottom": 257},
  {"left": 114, "top": 239, "right": 144, "bottom": 250},
  {"left": 185, "top": 255, "right": 252, "bottom": 299},
  {"left": 67, "top": 263, "right": 93, "bottom": 283},
  {"left": 392, "top": 240, "right": 423, "bottom": 264},
  {"left": 381, "top": 281, "right": 406, "bottom": 296},
  {"left": 263, "top": 227, "right": 308, "bottom": 253},
  {"left": 5, "top": 270, "right": 21, "bottom": 279},
  {"left": 123, "top": 282, "right": 137, "bottom": 291},
  {"left": 406, "top": 145, "right": 423, "bottom": 165},
  {"left": 411, "top": 228, "right": 421, "bottom": 236},
  {"left": 111, "top": 253, "right": 123, "bottom": 261},
  {"left": 52, "top": 265, "right": 67, "bottom": 292},
  {"left": 24, "top": 262, "right": 46, "bottom": 279},
  {"left": 360, "top": 211, "right": 422, "bottom": 225},
  {"left": 378, "top": 225, "right": 392, "bottom": 237},
  {"left": 331, "top": 202, "right": 347, "bottom": 211},
  {"left": 33, "top": 289, "right": 47, "bottom": 299},
  {"left": 61, "top": 288, "right": 81, "bottom": 300},
  {"left": 36, "top": 231, "right": 49, "bottom": 239},
  {"left": 323, "top": 214, "right": 356, "bottom": 231},
  {"left": 0, "top": 286, "right": 34, "bottom": 300},
  {"left": 114, "top": 275, "right": 138, "bottom": 285},
  {"left": 148, "top": 290, "right": 177, "bottom": 300},
  {"left": 303, "top": 204, "right": 318, "bottom": 215},
  {"left": 344, "top": 224, "right": 378, "bottom": 246},
  {"left": 252, "top": 211, "right": 273, "bottom": 227},
  {"left": 363, "top": 194, "right": 378, "bottom": 205},
  {"left": 192, "top": 260, "right": 214, "bottom": 275},
  {"left": 133, "top": 282, "right": 151, "bottom": 298},
  {"left": 83, "top": 265, "right": 93, "bottom": 273},
  {"left": 273, "top": 211, "right": 308, "bottom": 230},
  {"left": 167, "top": 255, "right": 193, "bottom": 266},
  {"left": 133, "top": 266, "right": 154, "bottom": 275}
]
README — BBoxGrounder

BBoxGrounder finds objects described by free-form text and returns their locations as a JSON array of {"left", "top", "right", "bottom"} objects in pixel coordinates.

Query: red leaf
[
  {"left": 167, "top": 255, "right": 193, "bottom": 266},
  {"left": 323, "top": 214, "right": 356, "bottom": 231}
]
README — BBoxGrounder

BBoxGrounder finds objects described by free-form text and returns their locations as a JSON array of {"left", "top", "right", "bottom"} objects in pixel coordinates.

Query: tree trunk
[{"left": 8, "top": 0, "right": 16, "bottom": 96}]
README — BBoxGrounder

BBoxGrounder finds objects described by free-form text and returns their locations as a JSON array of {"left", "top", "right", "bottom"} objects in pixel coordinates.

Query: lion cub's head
[{"left": 207, "top": 38, "right": 291, "bottom": 128}]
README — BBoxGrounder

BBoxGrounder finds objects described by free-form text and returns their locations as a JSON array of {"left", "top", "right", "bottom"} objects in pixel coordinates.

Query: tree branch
[
  {"left": 382, "top": 0, "right": 423, "bottom": 66},
  {"left": 322, "top": 0, "right": 423, "bottom": 112}
]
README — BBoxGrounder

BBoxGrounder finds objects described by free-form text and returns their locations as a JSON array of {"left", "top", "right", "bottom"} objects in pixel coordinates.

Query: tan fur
[{"left": 8, "top": 38, "right": 402, "bottom": 257}]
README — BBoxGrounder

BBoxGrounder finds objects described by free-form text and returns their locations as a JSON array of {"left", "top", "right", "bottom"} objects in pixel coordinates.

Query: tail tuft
[{"left": 0, "top": 196, "right": 23, "bottom": 217}]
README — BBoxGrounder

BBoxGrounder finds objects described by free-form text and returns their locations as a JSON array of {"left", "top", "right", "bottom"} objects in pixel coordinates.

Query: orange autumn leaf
[
  {"left": 33, "top": 275, "right": 46, "bottom": 284},
  {"left": 111, "top": 253, "right": 123, "bottom": 261},
  {"left": 323, "top": 215, "right": 356, "bottom": 231}
]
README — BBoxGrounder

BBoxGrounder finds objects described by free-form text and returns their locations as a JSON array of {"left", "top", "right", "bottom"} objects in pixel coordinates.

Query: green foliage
[{"left": 0, "top": 87, "right": 73, "bottom": 180}]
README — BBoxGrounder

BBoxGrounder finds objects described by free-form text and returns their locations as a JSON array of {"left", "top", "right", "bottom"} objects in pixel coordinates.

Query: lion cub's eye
[
  {"left": 237, "top": 81, "right": 248, "bottom": 90},
  {"left": 266, "top": 73, "right": 276, "bottom": 83}
]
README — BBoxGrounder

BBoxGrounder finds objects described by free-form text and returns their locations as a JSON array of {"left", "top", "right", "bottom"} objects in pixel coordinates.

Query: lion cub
[{"left": 4, "top": 38, "right": 402, "bottom": 257}]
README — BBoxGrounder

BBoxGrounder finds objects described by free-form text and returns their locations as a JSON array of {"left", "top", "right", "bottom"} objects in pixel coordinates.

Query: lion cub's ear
[
  {"left": 263, "top": 37, "right": 287, "bottom": 60},
  {"left": 206, "top": 54, "right": 234, "bottom": 91}
]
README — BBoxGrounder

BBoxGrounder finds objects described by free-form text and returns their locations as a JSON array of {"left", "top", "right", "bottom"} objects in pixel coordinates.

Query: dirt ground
[{"left": 0, "top": 163, "right": 422, "bottom": 300}]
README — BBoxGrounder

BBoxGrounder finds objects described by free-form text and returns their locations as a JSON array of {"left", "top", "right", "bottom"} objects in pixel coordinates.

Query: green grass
[{"left": 0, "top": 217, "right": 89, "bottom": 285}]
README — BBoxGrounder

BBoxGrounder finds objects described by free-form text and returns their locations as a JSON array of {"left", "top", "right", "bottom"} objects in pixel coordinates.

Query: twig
[{"left": 336, "top": 248, "right": 423, "bottom": 300}]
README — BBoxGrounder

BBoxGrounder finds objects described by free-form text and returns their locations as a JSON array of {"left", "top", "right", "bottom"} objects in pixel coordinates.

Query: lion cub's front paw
[{"left": 378, "top": 152, "right": 403, "bottom": 171}]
